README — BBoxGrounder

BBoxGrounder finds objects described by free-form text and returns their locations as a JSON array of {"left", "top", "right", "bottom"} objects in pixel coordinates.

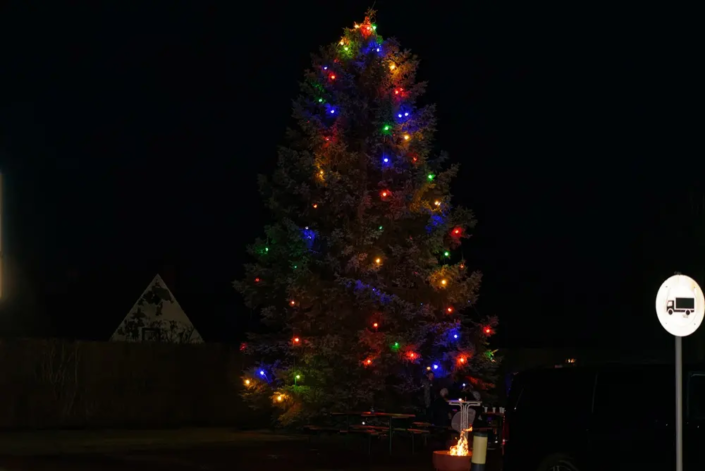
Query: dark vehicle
[
  {"left": 668, "top": 297, "right": 695, "bottom": 315},
  {"left": 503, "top": 364, "right": 705, "bottom": 471}
]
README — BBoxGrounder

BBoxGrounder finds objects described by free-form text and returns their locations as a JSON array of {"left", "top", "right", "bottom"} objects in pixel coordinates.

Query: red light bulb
[
  {"left": 484, "top": 327, "right": 492, "bottom": 335},
  {"left": 293, "top": 337, "right": 300, "bottom": 344},
  {"left": 453, "top": 228, "right": 462, "bottom": 236},
  {"left": 446, "top": 307, "right": 454, "bottom": 314},
  {"left": 255, "top": 277, "right": 260, "bottom": 283},
  {"left": 290, "top": 300, "right": 296, "bottom": 306},
  {"left": 329, "top": 73, "right": 336, "bottom": 80},
  {"left": 381, "top": 190, "right": 390, "bottom": 198},
  {"left": 459, "top": 357, "right": 466, "bottom": 364},
  {"left": 373, "top": 322, "right": 379, "bottom": 329},
  {"left": 365, "top": 358, "right": 373, "bottom": 365}
]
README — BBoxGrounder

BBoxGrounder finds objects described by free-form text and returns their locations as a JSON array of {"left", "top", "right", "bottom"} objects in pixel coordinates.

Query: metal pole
[{"left": 676, "top": 335, "right": 683, "bottom": 471}]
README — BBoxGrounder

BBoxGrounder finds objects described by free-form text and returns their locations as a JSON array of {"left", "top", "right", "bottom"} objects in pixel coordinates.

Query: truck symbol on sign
[{"left": 667, "top": 297, "right": 695, "bottom": 315}]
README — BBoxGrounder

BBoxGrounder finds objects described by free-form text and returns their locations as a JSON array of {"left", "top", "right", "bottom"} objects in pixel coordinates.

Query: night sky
[{"left": 0, "top": 2, "right": 701, "bottom": 351}]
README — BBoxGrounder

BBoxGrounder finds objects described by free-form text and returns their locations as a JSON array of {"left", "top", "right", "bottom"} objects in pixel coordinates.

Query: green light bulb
[
  {"left": 265, "top": 247, "right": 269, "bottom": 252},
  {"left": 318, "top": 98, "right": 323, "bottom": 103},
  {"left": 427, "top": 174, "right": 435, "bottom": 181},
  {"left": 444, "top": 251, "right": 450, "bottom": 257},
  {"left": 293, "top": 265, "right": 298, "bottom": 269},
  {"left": 383, "top": 125, "right": 391, "bottom": 132},
  {"left": 379, "top": 225, "right": 383, "bottom": 230},
  {"left": 372, "top": 24, "right": 377, "bottom": 30},
  {"left": 296, "top": 374, "right": 301, "bottom": 379}
]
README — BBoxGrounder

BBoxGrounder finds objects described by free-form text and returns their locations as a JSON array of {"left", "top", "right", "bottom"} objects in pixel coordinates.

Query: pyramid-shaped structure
[{"left": 110, "top": 274, "right": 203, "bottom": 343}]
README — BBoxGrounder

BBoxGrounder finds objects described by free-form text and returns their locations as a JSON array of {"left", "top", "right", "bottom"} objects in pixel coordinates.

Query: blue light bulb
[
  {"left": 383, "top": 157, "right": 389, "bottom": 163},
  {"left": 433, "top": 364, "right": 439, "bottom": 370},
  {"left": 398, "top": 113, "right": 402, "bottom": 118},
  {"left": 453, "top": 334, "right": 458, "bottom": 339},
  {"left": 404, "top": 112, "right": 409, "bottom": 117},
  {"left": 330, "top": 109, "right": 335, "bottom": 114},
  {"left": 376, "top": 48, "right": 380, "bottom": 52},
  {"left": 259, "top": 370, "right": 265, "bottom": 376},
  {"left": 323, "top": 66, "right": 328, "bottom": 70}
]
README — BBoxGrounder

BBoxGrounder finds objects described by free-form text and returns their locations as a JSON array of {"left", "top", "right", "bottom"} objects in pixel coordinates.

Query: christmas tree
[{"left": 235, "top": 11, "right": 499, "bottom": 425}]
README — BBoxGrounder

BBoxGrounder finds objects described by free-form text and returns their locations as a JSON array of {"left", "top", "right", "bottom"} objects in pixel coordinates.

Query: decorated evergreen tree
[{"left": 235, "top": 11, "right": 499, "bottom": 425}]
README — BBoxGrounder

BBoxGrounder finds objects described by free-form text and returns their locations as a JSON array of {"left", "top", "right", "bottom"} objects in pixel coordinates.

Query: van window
[
  {"left": 594, "top": 368, "right": 673, "bottom": 426},
  {"left": 515, "top": 370, "right": 595, "bottom": 417},
  {"left": 688, "top": 373, "right": 705, "bottom": 420}
]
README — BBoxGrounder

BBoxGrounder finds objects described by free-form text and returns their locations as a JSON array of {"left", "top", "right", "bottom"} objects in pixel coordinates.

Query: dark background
[{"left": 0, "top": 2, "right": 701, "bottom": 350}]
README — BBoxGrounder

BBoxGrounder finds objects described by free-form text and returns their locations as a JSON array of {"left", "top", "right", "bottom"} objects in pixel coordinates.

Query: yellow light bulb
[
  {"left": 404, "top": 134, "right": 410, "bottom": 141},
  {"left": 390, "top": 64, "right": 396, "bottom": 70},
  {"left": 375, "top": 258, "right": 382, "bottom": 265},
  {"left": 434, "top": 200, "right": 441, "bottom": 206},
  {"left": 245, "top": 379, "right": 251, "bottom": 385},
  {"left": 277, "top": 395, "right": 283, "bottom": 402},
  {"left": 441, "top": 279, "right": 447, "bottom": 286}
]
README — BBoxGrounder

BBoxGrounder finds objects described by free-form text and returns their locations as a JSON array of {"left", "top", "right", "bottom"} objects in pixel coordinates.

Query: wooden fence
[{"left": 0, "top": 338, "right": 260, "bottom": 429}]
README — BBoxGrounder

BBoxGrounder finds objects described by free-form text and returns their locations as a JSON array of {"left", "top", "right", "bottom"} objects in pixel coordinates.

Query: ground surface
[{"left": 0, "top": 428, "right": 501, "bottom": 470}]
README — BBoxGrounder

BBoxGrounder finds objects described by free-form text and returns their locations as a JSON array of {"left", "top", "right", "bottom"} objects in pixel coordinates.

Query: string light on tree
[
  {"left": 255, "top": 277, "right": 260, "bottom": 283},
  {"left": 372, "top": 322, "right": 379, "bottom": 330},
  {"left": 380, "top": 190, "right": 390, "bottom": 198},
  {"left": 452, "top": 227, "right": 462, "bottom": 236},
  {"left": 290, "top": 300, "right": 296, "bottom": 306},
  {"left": 293, "top": 337, "right": 301, "bottom": 344},
  {"left": 375, "top": 257, "right": 382, "bottom": 265},
  {"left": 446, "top": 307, "right": 454, "bottom": 314},
  {"left": 427, "top": 174, "right": 435, "bottom": 181},
  {"left": 245, "top": 379, "right": 251, "bottom": 386}
]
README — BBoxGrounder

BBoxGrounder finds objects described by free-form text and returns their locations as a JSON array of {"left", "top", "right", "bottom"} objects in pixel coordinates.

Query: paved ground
[{"left": 0, "top": 429, "right": 501, "bottom": 470}]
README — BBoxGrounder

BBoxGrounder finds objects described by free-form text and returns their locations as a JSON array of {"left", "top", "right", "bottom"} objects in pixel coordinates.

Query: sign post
[{"left": 655, "top": 273, "right": 705, "bottom": 471}]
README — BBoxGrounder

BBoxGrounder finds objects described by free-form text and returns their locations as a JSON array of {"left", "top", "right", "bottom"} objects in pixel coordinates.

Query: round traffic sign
[{"left": 655, "top": 274, "right": 705, "bottom": 337}]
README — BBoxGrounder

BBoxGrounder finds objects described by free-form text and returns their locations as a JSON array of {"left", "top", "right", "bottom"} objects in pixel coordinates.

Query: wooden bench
[{"left": 394, "top": 427, "right": 430, "bottom": 452}]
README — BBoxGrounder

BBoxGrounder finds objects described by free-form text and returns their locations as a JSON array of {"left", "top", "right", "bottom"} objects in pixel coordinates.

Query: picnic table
[{"left": 331, "top": 411, "right": 416, "bottom": 454}]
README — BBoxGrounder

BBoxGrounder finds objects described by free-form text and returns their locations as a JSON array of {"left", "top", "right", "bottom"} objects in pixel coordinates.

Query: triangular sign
[{"left": 110, "top": 274, "right": 203, "bottom": 343}]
